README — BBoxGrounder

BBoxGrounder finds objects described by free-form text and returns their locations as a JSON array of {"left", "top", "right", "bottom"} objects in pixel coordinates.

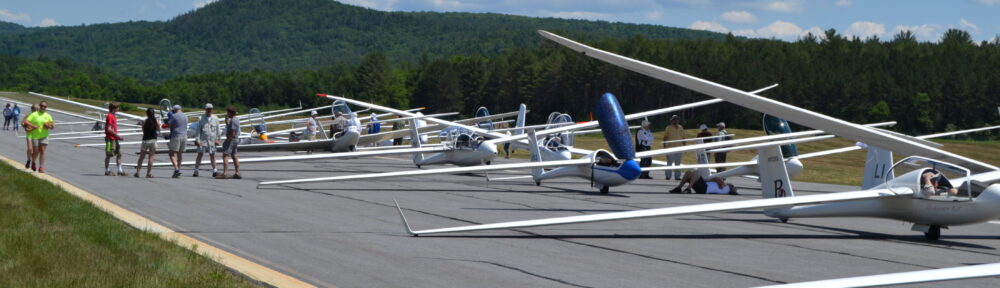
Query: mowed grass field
[
  {"left": 528, "top": 127, "right": 999, "bottom": 186},
  {"left": 0, "top": 161, "right": 259, "bottom": 287}
]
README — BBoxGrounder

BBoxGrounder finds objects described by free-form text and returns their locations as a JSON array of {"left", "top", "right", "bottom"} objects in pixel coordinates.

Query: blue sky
[{"left": 2, "top": 0, "right": 998, "bottom": 42}]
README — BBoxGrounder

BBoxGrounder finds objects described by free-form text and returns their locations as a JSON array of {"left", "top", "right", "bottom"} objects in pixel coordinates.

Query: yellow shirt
[
  {"left": 26, "top": 111, "right": 54, "bottom": 139},
  {"left": 663, "top": 124, "right": 684, "bottom": 148}
]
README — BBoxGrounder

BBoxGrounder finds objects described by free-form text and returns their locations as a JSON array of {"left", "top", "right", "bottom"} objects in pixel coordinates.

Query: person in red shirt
[{"left": 104, "top": 102, "right": 125, "bottom": 176}]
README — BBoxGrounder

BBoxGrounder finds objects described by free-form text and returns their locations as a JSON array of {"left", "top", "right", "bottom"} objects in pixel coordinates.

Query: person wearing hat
[
  {"left": 305, "top": 110, "right": 320, "bottom": 141},
  {"left": 696, "top": 124, "right": 713, "bottom": 164},
  {"left": 167, "top": 104, "right": 189, "bottom": 178},
  {"left": 635, "top": 118, "right": 655, "bottom": 179},
  {"left": 330, "top": 110, "right": 347, "bottom": 137},
  {"left": 193, "top": 103, "right": 221, "bottom": 177},
  {"left": 715, "top": 122, "right": 732, "bottom": 171},
  {"left": 661, "top": 114, "right": 685, "bottom": 180}
]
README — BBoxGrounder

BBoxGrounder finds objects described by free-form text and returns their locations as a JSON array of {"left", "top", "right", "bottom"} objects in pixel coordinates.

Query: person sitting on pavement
[{"left": 669, "top": 170, "right": 738, "bottom": 195}]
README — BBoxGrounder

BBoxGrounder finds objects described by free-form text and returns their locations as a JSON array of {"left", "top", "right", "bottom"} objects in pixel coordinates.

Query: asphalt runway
[{"left": 2, "top": 108, "right": 999, "bottom": 287}]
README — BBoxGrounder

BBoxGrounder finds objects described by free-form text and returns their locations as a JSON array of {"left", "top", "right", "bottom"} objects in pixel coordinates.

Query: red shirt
[{"left": 105, "top": 114, "right": 121, "bottom": 140}]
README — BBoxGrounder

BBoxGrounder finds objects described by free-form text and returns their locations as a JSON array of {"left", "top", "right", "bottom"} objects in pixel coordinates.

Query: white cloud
[
  {"left": 0, "top": 9, "right": 31, "bottom": 23},
  {"left": 972, "top": 0, "right": 1000, "bottom": 5},
  {"left": 646, "top": 10, "right": 663, "bottom": 20},
  {"left": 551, "top": 11, "right": 611, "bottom": 21},
  {"left": 959, "top": 18, "right": 979, "bottom": 33},
  {"left": 38, "top": 18, "right": 58, "bottom": 27},
  {"left": 845, "top": 21, "right": 885, "bottom": 39},
  {"left": 803, "top": 26, "right": 825, "bottom": 38},
  {"left": 689, "top": 20, "right": 728, "bottom": 33},
  {"left": 720, "top": 10, "right": 756, "bottom": 24},
  {"left": 755, "top": 0, "right": 804, "bottom": 13},
  {"left": 834, "top": 0, "right": 852, "bottom": 7},
  {"left": 892, "top": 24, "right": 941, "bottom": 41},
  {"left": 193, "top": 0, "right": 219, "bottom": 9}
]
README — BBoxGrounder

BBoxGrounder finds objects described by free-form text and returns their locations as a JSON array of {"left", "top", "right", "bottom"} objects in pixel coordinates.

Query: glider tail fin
[
  {"left": 861, "top": 144, "right": 894, "bottom": 190},
  {"left": 409, "top": 119, "right": 424, "bottom": 164},
  {"left": 527, "top": 128, "right": 543, "bottom": 180},
  {"left": 514, "top": 104, "right": 526, "bottom": 135},
  {"left": 758, "top": 145, "right": 794, "bottom": 199}
]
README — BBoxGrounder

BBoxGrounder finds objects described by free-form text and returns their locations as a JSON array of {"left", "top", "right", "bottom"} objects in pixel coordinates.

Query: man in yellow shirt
[
  {"left": 22, "top": 101, "right": 55, "bottom": 173},
  {"left": 661, "top": 114, "right": 684, "bottom": 180}
]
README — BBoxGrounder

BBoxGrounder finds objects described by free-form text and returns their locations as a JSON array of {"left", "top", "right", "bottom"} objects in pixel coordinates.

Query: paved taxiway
[{"left": 2, "top": 108, "right": 998, "bottom": 287}]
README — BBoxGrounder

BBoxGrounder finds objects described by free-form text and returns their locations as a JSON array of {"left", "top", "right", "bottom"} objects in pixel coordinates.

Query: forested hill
[{"left": 0, "top": 0, "right": 722, "bottom": 81}]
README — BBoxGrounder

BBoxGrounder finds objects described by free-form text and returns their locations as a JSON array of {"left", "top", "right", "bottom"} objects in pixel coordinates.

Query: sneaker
[
  {"left": 118, "top": 171, "right": 127, "bottom": 176},
  {"left": 683, "top": 188, "right": 693, "bottom": 194},
  {"left": 24, "top": 160, "right": 30, "bottom": 169},
  {"left": 669, "top": 187, "right": 681, "bottom": 194},
  {"left": 133, "top": 172, "right": 140, "bottom": 178},
  {"left": 31, "top": 162, "right": 36, "bottom": 171},
  {"left": 212, "top": 172, "right": 220, "bottom": 178},
  {"left": 231, "top": 174, "right": 242, "bottom": 179},
  {"left": 193, "top": 170, "right": 199, "bottom": 177},
  {"left": 214, "top": 174, "right": 227, "bottom": 179},
  {"left": 105, "top": 171, "right": 113, "bottom": 176},
  {"left": 172, "top": 171, "right": 181, "bottom": 178},
  {"left": 728, "top": 184, "right": 739, "bottom": 195},
  {"left": 38, "top": 168, "right": 44, "bottom": 174},
  {"left": 146, "top": 174, "right": 154, "bottom": 178}
]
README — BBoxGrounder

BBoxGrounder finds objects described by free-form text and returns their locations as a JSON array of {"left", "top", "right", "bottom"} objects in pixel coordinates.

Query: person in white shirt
[
  {"left": 715, "top": 122, "right": 732, "bottom": 172},
  {"left": 635, "top": 118, "right": 654, "bottom": 179},
  {"left": 305, "top": 111, "right": 319, "bottom": 141}
]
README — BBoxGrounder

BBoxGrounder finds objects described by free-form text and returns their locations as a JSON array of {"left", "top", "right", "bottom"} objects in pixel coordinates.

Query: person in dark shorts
[
  {"left": 668, "top": 170, "right": 738, "bottom": 195},
  {"left": 218, "top": 106, "right": 241, "bottom": 179}
]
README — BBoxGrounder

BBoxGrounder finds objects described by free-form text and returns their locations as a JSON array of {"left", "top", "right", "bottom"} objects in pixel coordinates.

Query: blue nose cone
[{"left": 595, "top": 93, "right": 635, "bottom": 160}]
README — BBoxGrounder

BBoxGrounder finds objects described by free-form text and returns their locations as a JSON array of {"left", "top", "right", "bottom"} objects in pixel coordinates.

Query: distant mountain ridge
[{"left": 0, "top": 0, "right": 724, "bottom": 80}]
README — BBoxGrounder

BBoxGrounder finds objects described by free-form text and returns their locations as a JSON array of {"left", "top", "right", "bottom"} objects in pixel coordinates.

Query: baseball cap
[
  {"left": 311, "top": 111, "right": 318, "bottom": 116},
  {"left": 716, "top": 122, "right": 726, "bottom": 128},
  {"left": 171, "top": 105, "right": 181, "bottom": 111},
  {"left": 699, "top": 124, "right": 708, "bottom": 130},
  {"left": 205, "top": 103, "right": 213, "bottom": 109}
]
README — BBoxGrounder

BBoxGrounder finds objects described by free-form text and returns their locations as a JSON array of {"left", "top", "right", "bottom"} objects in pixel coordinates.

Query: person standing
[
  {"left": 715, "top": 122, "right": 732, "bottom": 172},
  {"left": 103, "top": 103, "right": 125, "bottom": 176},
  {"left": 193, "top": 103, "right": 221, "bottom": 177},
  {"left": 305, "top": 111, "right": 319, "bottom": 141},
  {"left": 22, "top": 101, "right": 54, "bottom": 173},
  {"left": 218, "top": 106, "right": 241, "bottom": 179},
  {"left": 135, "top": 108, "right": 159, "bottom": 178},
  {"left": 695, "top": 124, "right": 713, "bottom": 164},
  {"left": 167, "top": 105, "right": 188, "bottom": 178},
  {"left": 11, "top": 104, "right": 21, "bottom": 131},
  {"left": 367, "top": 112, "right": 381, "bottom": 147},
  {"left": 635, "top": 118, "right": 654, "bottom": 179},
  {"left": 22, "top": 104, "right": 38, "bottom": 169},
  {"left": 392, "top": 121, "right": 404, "bottom": 145},
  {"left": 661, "top": 115, "right": 685, "bottom": 180},
  {"left": 3, "top": 103, "right": 10, "bottom": 130},
  {"left": 329, "top": 111, "right": 347, "bottom": 137}
]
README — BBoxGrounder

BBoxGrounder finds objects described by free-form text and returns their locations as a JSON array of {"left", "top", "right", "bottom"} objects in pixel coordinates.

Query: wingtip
[
  {"left": 393, "top": 199, "right": 418, "bottom": 236},
  {"left": 316, "top": 93, "right": 328, "bottom": 98}
]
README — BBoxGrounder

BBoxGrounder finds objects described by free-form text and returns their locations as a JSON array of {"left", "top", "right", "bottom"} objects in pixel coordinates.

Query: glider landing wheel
[
  {"left": 486, "top": 161, "right": 491, "bottom": 165},
  {"left": 535, "top": 181, "right": 541, "bottom": 186},
  {"left": 349, "top": 145, "right": 357, "bottom": 152},
  {"left": 925, "top": 225, "right": 941, "bottom": 241},
  {"left": 600, "top": 186, "right": 609, "bottom": 194},
  {"left": 416, "top": 165, "right": 421, "bottom": 169},
  {"left": 779, "top": 217, "right": 789, "bottom": 223}
]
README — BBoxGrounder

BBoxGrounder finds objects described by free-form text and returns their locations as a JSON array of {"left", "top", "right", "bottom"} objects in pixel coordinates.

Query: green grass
[
  {"left": 509, "top": 127, "right": 999, "bottom": 186},
  {"left": 0, "top": 161, "right": 260, "bottom": 287}
]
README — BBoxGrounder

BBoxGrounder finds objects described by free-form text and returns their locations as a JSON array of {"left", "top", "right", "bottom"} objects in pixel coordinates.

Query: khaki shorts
[
  {"left": 197, "top": 142, "right": 217, "bottom": 155},
  {"left": 105, "top": 139, "right": 121, "bottom": 157},
  {"left": 140, "top": 139, "right": 157, "bottom": 154},
  {"left": 168, "top": 135, "right": 187, "bottom": 152},
  {"left": 30, "top": 137, "right": 49, "bottom": 146}
]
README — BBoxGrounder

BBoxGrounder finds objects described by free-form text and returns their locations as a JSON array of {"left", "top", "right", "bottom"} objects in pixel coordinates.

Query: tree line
[{"left": 1, "top": 28, "right": 997, "bottom": 139}]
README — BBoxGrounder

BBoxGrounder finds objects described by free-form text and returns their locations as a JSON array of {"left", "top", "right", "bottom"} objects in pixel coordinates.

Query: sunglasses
[{"left": 40, "top": 105, "right": 47, "bottom": 108}]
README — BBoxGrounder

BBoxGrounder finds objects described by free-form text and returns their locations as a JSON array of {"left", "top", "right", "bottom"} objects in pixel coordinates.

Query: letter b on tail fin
[{"left": 758, "top": 146, "right": 793, "bottom": 199}]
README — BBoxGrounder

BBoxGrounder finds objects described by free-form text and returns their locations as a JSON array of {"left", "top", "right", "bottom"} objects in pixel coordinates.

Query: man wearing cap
[
  {"left": 305, "top": 110, "right": 320, "bottom": 141},
  {"left": 193, "top": 103, "right": 221, "bottom": 177},
  {"left": 167, "top": 105, "right": 188, "bottom": 178},
  {"left": 715, "top": 122, "right": 732, "bottom": 171},
  {"left": 330, "top": 111, "right": 347, "bottom": 137},
  {"left": 662, "top": 115, "right": 685, "bottom": 180},
  {"left": 635, "top": 118, "right": 654, "bottom": 179},
  {"left": 696, "top": 124, "right": 713, "bottom": 164}
]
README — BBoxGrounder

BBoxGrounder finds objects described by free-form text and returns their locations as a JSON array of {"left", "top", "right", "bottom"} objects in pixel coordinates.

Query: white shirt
[{"left": 637, "top": 128, "right": 654, "bottom": 147}]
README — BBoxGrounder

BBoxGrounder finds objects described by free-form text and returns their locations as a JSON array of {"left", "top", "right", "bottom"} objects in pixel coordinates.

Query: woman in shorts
[{"left": 135, "top": 108, "right": 160, "bottom": 178}]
